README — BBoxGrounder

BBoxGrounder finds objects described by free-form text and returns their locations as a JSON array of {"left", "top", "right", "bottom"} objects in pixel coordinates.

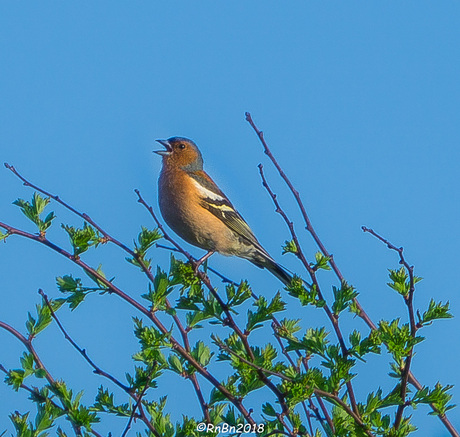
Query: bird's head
[{"left": 154, "top": 137, "right": 204, "bottom": 171}]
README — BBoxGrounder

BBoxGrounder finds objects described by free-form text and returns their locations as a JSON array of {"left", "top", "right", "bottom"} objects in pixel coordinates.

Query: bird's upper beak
[{"left": 154, "top": 139, "right": 172, "bottom": 156}]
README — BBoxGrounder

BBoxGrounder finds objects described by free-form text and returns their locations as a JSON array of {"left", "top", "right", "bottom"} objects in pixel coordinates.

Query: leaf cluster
[{"left": 13, "top": 193, "right": 55, "bottom": 234}]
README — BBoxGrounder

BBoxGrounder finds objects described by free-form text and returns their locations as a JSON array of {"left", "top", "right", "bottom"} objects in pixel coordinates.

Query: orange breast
[{"left": 158, "top": 168, "right": 243, "bottom": 254}]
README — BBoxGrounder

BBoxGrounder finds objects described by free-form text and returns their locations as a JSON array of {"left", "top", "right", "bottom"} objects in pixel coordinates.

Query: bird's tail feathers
[
  {"left": 251, "top": 250, "right": 311, "bottom": 288},
  {"left": 250, "top": 251, "right": 292, "bottom": 286},
  {"left": 265, "top": 259, "right": 293, "bottom": 286}
]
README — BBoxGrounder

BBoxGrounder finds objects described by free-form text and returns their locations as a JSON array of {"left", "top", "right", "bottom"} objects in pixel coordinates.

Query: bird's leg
[{"left": 194, "top": 251, "right": 215, "bottom": 273}]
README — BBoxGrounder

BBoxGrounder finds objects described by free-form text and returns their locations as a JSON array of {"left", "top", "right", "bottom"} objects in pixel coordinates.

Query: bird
[{"left": 154, "top": 136, "right": 292, "bottom": 285}]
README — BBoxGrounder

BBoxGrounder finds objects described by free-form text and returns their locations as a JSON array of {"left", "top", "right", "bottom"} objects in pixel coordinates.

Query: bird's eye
[{"left": 179, "top": 144, "right": 186, "bottom": 150}]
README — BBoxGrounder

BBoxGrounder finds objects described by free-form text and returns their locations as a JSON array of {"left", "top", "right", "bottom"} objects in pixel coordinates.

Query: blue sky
[{"left": 1, "top": 2, "right": 459, "bottom": 435}]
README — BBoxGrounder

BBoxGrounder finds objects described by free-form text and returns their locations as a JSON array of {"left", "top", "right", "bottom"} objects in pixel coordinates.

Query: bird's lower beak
[{"left": 154, "top": 139, "right": 172, "bottom": 156}]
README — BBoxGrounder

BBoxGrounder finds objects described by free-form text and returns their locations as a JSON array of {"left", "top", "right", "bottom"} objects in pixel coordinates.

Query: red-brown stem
[
  {"left": 121, "top": 367, "right": 158, "bottom": 437},
  {"left": 0, "top": 322, "right": 53, "bottom": 386}
]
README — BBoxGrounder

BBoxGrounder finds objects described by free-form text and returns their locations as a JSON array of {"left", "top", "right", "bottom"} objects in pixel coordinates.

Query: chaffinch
[{"left": 154, "top": 137, "right": 292, "bottom": 285}]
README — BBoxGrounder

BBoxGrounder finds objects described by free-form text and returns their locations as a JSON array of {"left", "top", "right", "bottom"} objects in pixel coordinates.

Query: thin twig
[
  {"left": 121, "top": 367, "right": 157, "bottom": 437},
  {"left": 38, "top": 290, "right": 130, "bottom": 391},
  {"left": 298, "top": 353, "right": 335, "bottom": 435},
  {"left": 188, "top": 373, "right": 211, "bottom": 423}
]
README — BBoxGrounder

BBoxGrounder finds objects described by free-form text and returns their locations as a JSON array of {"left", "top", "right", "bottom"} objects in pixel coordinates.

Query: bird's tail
[
  {"left": 265, "top": 259, "right": 293, "bottom": 286},
  {"left": 251, "top": 254, "right": 293, "bottom": 286}
]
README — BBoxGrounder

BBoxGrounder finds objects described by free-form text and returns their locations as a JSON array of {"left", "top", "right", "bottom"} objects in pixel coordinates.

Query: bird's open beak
[{"left": 154, "top": 139, "right": 172, "bottom": 156}]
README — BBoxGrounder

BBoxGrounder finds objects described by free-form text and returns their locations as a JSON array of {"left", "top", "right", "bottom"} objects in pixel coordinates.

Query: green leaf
[
  {"left": 312, "top": 251, "right": 331, "bottom": 271},
  {"left": 93, "top": 386, "right": 130, "bottom": 417},
  {"left": 142, "top": 267, "right": 172, "bottom": 310},
  {"left": 378, "top": 319, "right": 424, "bottom": 362},
  {"left": 282, "top": 239, "right": 298, "bottom": 255},
  {"left": 332, "top": 281, "right": 359, "bottom": 315},
  {"left": 133, "top": 318, "right": 172, "bottom": 364},
  {"left": 56, "top": 275, "right": 82, "bottom": 293},
  {"left": 0, "top": 229, "right": 8, "bottom": 241},
  {"left": 262, "top": 402, "right": 277, "bottom": 417},
  {"left": 387, "top": 267, "right": 421, "bottom": 298},
  {"left": 137, "top": 226, "right": 162, "bottom": 252},
  {"left": 127, "top": 226, "right": 162, "bottom": 268},
  {"left": 84, "top": 264, "right": 110, "bottom": 290},
  {"left": 419, "top": 299, "right": 453, "bottom": 326},
  {"left": 26, "top": 299, "right": 56, "bottom": 336},
  {"left": 169, "top": 256, "right": 201, "bottom": 288},
  {"left": 412, "top": 382, "right": 455, "bottom": 416},
  {"left": 62, "top": 222, "right": 103, "bottom": 256},
  {"left": 246, "top": 292, "right": 285, "bottom": 332},
  {"left": 348, "top": 329, "right": 382, "bottom": 358},
  {"left": 168, "top": 355, "right": 184, "bottom": 374},
  {"left": 35, "top": 369, "right": 47, "bottom": 379},
  {"left": 5, "top": 369, "right": 26, "bottom": 391},
  {"left": 13, "top": 193, "right": 55, "bottom": 233},
  {"left": 285, "top": 277, "right": 325, "bottom": 307},
  {"left": 190, "top": 341, "right": 213, "bottom": 369},
  {"left": 144, "top": 396, "right": 175, "bottom": 437},
  {"left": 276, "top": 318, "right": 302, "bottom": 339},
  {"left": 185, "top": 310, "right": 211, "bottom": 330},
  {"left": 292, "top": 327, "right": 329, "bottom": 357},
  {"left": 226, "top": 281, "right": 252, "bottom": 307}
]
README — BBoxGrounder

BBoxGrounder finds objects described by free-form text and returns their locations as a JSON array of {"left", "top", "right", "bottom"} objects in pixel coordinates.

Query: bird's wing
[{"left": 189, "top": 170, "right": 266, "bottom": 251}]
